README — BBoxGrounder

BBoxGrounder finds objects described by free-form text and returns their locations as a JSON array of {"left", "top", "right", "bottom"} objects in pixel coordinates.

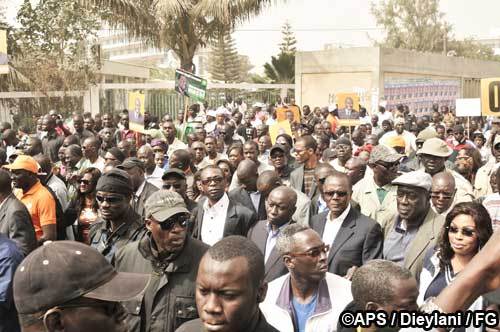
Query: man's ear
[
  {"left": 43, "top": 309, "right": 65, "bottom": 332},
  {"left": 257, "top": 281, "right": 268, "bottom": 303},
  {"left": 283, "top": 255, "right": 294, "bottom": 270},
  {"left": 145, "top": 218, "right": 152, "bottom": 231},
  {"left": 365, "top": 301, "right": 382, "bottom": 311}
]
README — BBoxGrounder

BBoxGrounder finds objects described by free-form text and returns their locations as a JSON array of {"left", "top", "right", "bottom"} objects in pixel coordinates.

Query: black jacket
[
  {"left": 0, "top": 194, "right": 36, "bottom": 256},
  {"left": 115, "top": 234, "right": 209, "bottom": 332},
  {"left": 311, "top": 207, "right": 383, "bottom": 276},
  {"left": 175, "top": 312, "right": 279, "bottom": 332},
  {"left": 228, "top": 187, "right": 267, "bottom": 221},
  {"left": 89, "top": 207, "right": 145, "bottom": 262},
  {"left": 132, "top": 181, "right": 159, "bottom": 219}
]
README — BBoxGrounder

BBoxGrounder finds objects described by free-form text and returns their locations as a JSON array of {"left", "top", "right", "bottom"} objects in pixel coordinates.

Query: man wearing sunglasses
[
  {"left": 430, "top": 171, "right": 457, "bottom": 215},
  {"left": 162, "top": 168, "right": 197, "bottom": 213},
  {"left": 89, "top": 169, "right": 145, "bottom": 262},
  {"left": 352, "top": 145, "right": 403, "bottom": 222},
  {"left": 115, "top": 190, "right": 208, "bottom": 332},
  {"left": 118, "top": 157, "right": 159, "bottom": 220},
  {"left": 13, "top": 241, "right": 149, "bottom": 332},
  {"left": 261, "top": 224, "right": 353, "bottom": 332},
  {"left": 311, "top": 173, "right": 383, "bottom": 278},
  {"left": 381, "top": 170, "right": 445, "bottom": 278}
]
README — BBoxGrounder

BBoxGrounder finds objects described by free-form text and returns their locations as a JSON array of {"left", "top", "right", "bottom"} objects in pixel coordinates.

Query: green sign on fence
[{"left": 175, "top": 69, "right": 207, "bottom": 102}]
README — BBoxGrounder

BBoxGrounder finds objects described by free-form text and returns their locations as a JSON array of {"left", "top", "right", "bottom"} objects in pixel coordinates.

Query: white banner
[{"left": 456, "top": 98, "right": 481, "bottom": 117}]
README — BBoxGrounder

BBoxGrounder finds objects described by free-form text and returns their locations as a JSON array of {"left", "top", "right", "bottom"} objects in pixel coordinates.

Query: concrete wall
[{"left": 295, "top": 47, "right": 500, "bottom": 113}]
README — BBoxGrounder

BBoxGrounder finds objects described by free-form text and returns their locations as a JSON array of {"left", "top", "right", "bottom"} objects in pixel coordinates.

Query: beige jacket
[{"left": 474, "top": 159, "right": 496, "bottom": 198}]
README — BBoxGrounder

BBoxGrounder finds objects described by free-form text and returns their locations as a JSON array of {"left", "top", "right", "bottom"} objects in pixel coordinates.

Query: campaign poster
[
  {"left": 128, "top": 91, "right": 145, "bottom": 133},
  {"left": 336, "top": 93, "right": 360, "bottom": 127},
  {"left": 276, "top": 105, "right": 301, "bottom": 122},
  {"left": 175, "top": 69, "right": 207, "bottom": 102}
]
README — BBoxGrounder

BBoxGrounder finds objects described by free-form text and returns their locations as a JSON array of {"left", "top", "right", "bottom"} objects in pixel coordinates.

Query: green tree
[
  {"left": 264, "top": 21, "right": 296, "bottom": 83},
  {"left": 279, "top": 21, "right": 296, "bottom": 54},
  {"left": 371, "top": 0, "right": 500, "bottom": 61},
  {"left": 87, "top": 0, "right": 273, "bottom": 72},
  {"left": 208, "top": 29, "right": 241, "bottom": 83},
  {"left": 238, "top": 54, "right": 254, "bottom": 82}
]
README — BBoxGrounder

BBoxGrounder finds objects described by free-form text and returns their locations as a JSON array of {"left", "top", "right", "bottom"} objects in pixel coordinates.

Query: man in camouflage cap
[{"left": 352, "top": 145, "right": 404, "bottom": 222}]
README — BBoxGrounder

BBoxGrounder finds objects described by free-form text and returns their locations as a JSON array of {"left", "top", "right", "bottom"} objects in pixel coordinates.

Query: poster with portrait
[
  {"left": 276, "top": 105, "right": 301, "bottom": 122},
  {"left": 128, "top": 91, "right": 145, "bottom": 133},
  {"left": 335, "top": 93, "right": 360, "bottom": 126},
  {"left": 269, "top": 121, "right": 293, "bottom": 145},
  {"left": 0, "top": 30, "right": 8, "bottom": 75}
]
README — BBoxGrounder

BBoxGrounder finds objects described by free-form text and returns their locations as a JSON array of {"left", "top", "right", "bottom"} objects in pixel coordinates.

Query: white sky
[{"left": 4, "top": 0, "right": 500, "bottom": 72}]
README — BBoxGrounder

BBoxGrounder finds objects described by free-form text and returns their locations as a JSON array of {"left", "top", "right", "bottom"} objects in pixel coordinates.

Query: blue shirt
[
  {"left": 292, "top": 292, "right": 318, "bottom": 332},
  {"left": 0, "top": 234, "right": 24, "bottom": 332}
]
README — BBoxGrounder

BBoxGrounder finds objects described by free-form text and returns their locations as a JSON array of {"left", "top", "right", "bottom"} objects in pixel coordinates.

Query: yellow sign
[
  {"left": 269, "top": 121, "right": 293, "bottom": 145},
  {"left": 336, "top": 92, "right": 361, "bottom": 126},
  {"left": 481, "top": 78, "right": 500, "bottom": 117},
  {"left": 0, "top": 30, "right": 8, "bottom": 75},
  {"left": 128, "top": 91, "right": 145, "bottom": 133},
  {"left": 276, "top": 105, "right": 301, "bottom": 122}
]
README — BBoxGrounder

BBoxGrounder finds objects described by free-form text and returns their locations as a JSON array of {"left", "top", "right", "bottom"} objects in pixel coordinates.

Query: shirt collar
[
  {"left": 266, "top": 221, "right": 290, "bottom": 237},
  {"left": 327, "top": 204, "right": 351, "bottom": 223},
  {"left": 135, "top": 180, "right": 146, "bottom": 197},
  {"left": 203, "top": 193, "right": 229, "bottom": 211}
]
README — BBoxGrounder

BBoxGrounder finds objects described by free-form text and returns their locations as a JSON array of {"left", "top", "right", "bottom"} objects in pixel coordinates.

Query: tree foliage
[
  {"left": 86, "top": 0, "right": 274, "bottom": 72},
  {"left": 371, "top": 0, "right": 500, "bottom": 61},
  {"left": 264, "top": 21, "right": 296, "bottom": 83},
  {"left": 208, "top": 29, "right": 241, "bottom": 83}
]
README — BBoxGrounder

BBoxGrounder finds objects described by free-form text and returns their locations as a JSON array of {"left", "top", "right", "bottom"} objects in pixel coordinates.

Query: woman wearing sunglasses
[
  {"left": 65, "top": 167, "right": 101, "bottom": 244},
  {"left": 418, "top": 202, "right": 493, "bottom": 331}
]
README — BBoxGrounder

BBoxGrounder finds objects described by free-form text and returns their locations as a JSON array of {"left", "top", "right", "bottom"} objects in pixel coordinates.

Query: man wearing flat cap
[
  {"left": 352, "top": 145, "right": 403, "bottom": 223},
  {"left": 118, "top": 157, "right": 158, "bottom": 219},
  {"left": 417, "top": 137, "right": 474, "bottom": 203},
  {"left": 89, "top": 168, "right": 146, "bottom": 262},
  {"left": 379, "top": 170, "right": 445, "bottom": 279},
  {"left": 13, "top": 241, "right": 149, "bottom": 332},
  {"left": 114, "top": 191, "right": 209, "bottom": 332}
]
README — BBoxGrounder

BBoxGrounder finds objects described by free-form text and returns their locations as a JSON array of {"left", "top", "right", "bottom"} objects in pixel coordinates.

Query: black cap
[
  {"left": 14, "top": 241, "right": 149, "bottom": 314},
  {"left": 270, "top": 144, "right": 289, "bottom": 155},
  {"left": 162, "top": 168, "right": 186, "bottom": 180},
  {"left": 96, "top": 168, "right": 133, "bottom": 196},
  {"left": 117, "top": 157, "right": 145, "bottom": 170}
]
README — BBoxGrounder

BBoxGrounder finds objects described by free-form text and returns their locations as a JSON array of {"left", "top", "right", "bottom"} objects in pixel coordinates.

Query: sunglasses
[
  {"left": 163, "top": 183, "right": 182, "bottom": 190},
  {"left": 289, "top": 244, "right": 330, "bottom": 258},
  {"left": 96, "top": 195, "right": 124, "bottom": 204},
  {"left": 201, "top": 177, "right": 224, "bottom": 186},
  {"left": 430, "top": 191, "right": 454, "bottom": 199},
  {"left": 156, "top": 214, "right": 190, "bottom": 231},
  {"left": 447, "top": 225, "right": 476, "bottom": 238},
  {"left": 80, "top": 179, "right": 91, "bottom": 185},
  {"left": 376, "top": 161, "right": 399, "bottom": 170},
  {"left": 323, "top": 190, "right": 349, "bottom": 198}
]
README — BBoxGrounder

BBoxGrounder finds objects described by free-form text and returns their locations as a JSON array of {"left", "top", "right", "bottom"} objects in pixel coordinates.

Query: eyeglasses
[
  {"left": 201, "top": 177, "right": 224, "bottom": 186},
  {"left": 323, "top": 190, "right": 349, "bottom": 199},
  {"left": 40, "top": 300, "right": 123, "bottom": 323},
  {"left": 96, "top": 194, "right": 124, "bottom": 204},
  {"left": 447, "top": 225, "right": 476, "bottom": 237},
  {"left": 155, "top": 214, "right": 190, "bottom": 231},
  {"left": 79, "top": 179, "right": 91, "bottom": 185},
  {"left": 288, "top": 244, "right": 330, "bottom": 258},
  {"left": 163, "top": 183, "right": 182, "bottom": 190}
]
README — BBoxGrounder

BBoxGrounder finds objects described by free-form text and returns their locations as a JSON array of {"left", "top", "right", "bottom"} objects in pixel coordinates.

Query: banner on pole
[
  {"left": 175, "top": 69, "right": 207, "bottom": 102},
  {"left": 128, "top": 91, "right": 145, "bottom": 133},
  {"left": 455, "top": 98, "right": 481, "bottom": 117}
]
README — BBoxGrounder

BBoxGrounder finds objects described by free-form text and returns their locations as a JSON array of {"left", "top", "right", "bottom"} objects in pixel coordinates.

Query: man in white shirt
[
  {"left": 82, "top": 137, "right": 105, "bottom": 172},
  {"left": 192, "top": 166, "right": 256, "bottom": 245},
  {"left": 137, "top": 145, "right": 163, "bottom": 189},
  {"left": 162, "top": 120, "right": 187, "bottom": 158},
  {"left": 310, "top": 173, "right": 383, "bottom": 277}
]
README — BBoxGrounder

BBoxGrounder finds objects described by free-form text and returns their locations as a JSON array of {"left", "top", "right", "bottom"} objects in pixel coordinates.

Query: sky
[{"left": 4, "top": 0, "right": 500, "bottom": 72}]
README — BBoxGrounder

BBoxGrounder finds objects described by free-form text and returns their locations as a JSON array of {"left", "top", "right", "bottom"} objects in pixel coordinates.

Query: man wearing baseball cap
[
  {"left": 114, "top": 190, "right": 208, "bottom": 332},
  {"left": 380, "top": 170, "right": 445, "bottom": 278},
  {"left": 417, "top": 137, "right": 474, "bottom": 203},
  {"left": 352, "top": 145, "right": 404, "bottom": 223},
  {"left": 4, "top": 155, "right": 57, "bottom": 244},
  {"left": 13, "top": 241, "right": 149, "bottom": 332},
  {"left": 162, "top": 168, "right": 197, "bottom": 212},
  {"left": 269, "top": 144, "right": 293, "bottom": 186}
]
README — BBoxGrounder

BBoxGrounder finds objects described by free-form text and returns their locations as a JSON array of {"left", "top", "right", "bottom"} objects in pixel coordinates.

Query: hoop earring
[{"left": 43, "top": 307, "right": 62, "bottom": 331}]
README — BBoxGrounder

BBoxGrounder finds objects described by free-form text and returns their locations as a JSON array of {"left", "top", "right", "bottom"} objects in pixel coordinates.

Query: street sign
[
  {"left": 0, "top": 30, "right": 8, "bottom": 75},
  {"left": 175, "top": 69, "right": 207, "bottom": 102},
  {"left": 481, "top": 78, "right": 500, "bottom": 116}
]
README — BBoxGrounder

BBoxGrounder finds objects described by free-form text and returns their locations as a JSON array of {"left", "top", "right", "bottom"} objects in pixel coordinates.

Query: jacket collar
[{"left": 138, "top": 233, "right": 193, "bottom": 274}]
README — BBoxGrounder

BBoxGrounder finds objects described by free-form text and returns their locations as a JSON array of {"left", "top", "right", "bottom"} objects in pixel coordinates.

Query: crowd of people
[{"left": 1, "top": 99, "right": 500, "bottom": 332}]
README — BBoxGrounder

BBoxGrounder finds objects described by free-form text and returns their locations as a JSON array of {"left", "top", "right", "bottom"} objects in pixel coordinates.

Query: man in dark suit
[
  {"left": 118, "top": 157, "right": 158, "bottom": 219},
  {"left": 193, "top": 166, "right": 256, "bottom": 245},
  {"left": 229, "top": 160, "right": 266, "bottom": 220},
  {"left": 0, "top": 169, "right": 36, "bottom": 256},
  {"left": 289, "top": 135, "right": 319, "bottom": 198},
  {"left": 247, "top": 186, "right": 296, "bottom": 282},
  {"left": 311, "top": 172, "right": 383, "bottom": 278}
]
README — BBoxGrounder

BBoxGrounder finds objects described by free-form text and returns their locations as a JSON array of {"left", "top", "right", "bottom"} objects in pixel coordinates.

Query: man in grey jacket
[{"left": 115, "top": 191, "right": 209, "bottom": 332}]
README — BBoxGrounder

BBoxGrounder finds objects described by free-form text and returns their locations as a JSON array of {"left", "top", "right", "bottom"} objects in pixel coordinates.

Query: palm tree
[
  {"left": 263, "top": 52, "right": 294, "bottom": 83},
  {"left": 87, "top": 0, "right": 274, "bottom": 71}
]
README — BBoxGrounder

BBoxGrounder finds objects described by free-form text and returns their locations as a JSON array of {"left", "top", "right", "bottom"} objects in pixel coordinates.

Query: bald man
[
  {"left": 137, "top": 145, "right": 163, "bottom": 189},
  {"left": 431, "top": 171, "right": 457, "bottom": 215},
  {"left": 247, "top": 186, "right": 297, "bottom": 282},
  {"left": 82, "top": 137, "right": 105, "bottom": 171},
  {"left": 344, "top": 157, "right": 367, "bottom": 186},
  {"left": 256, "top": 171, "right": 312, "bottom": 226},
  {"left": 229, "top": 160, "right": 266, "bottom": 220}
]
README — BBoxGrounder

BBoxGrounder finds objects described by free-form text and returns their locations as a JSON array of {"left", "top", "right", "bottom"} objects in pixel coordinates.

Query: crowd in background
[{"left": 1, "top": 97, "right": 500, "bottom": 332}]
